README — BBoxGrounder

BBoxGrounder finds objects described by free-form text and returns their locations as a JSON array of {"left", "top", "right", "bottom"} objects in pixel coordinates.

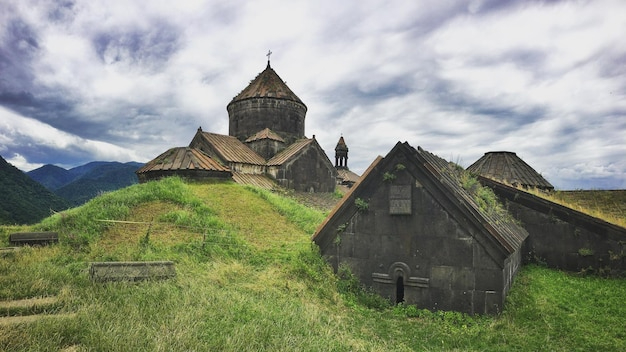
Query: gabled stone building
[{"left": 313, "top": 142, "right": 528, "bottom": 315}]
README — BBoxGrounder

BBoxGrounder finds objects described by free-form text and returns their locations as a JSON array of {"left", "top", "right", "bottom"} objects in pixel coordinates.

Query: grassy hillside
[
  {"left": 552, "top": 190, "right": 626, "bottom": 227},
  {"left": 1, "top": 178, "right": 625, "bottom": 351},
  {"left": 522, "top": 188, "right": 626, "bottom": 228}
]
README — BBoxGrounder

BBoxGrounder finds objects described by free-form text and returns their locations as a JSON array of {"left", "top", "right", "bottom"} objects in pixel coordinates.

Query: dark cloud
[
  {"left": 0, "top": 18, "right": 40, "bottom": 92},
  {"left": 467, "top": 49, "right": 549, "bottom": 74},
  {"left": 7, "top": 142, "right": 90, "bottom": 167},
  {"left": 0, "top": 91, "right": 75, "bottom": 126},
  {"left": 423, "top": 78, "right": 544, "bottom": 126},
  {"left": 47, "top": 0, "right": 76, "bottom": 23},
  {"left": 92, "top": 21, "right": 181, "bottom": 71},
  {"left": 0, "top": 91, "right": 37, "bottom": 106},
  {"left": 598, "top": 51, "right": 626, "bottom": 79},
  {"left": 5, "top": 18, "right": 39, "bottom": 51}
]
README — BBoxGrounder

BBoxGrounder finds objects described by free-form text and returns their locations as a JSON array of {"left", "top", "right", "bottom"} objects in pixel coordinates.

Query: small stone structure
[
  {"left": 334, "top": 136, "right": 360, "bottom": 190},
  {"left": 313, "top": 142, "right": 528, "bottom": 315},
  {"left": 89, "top": 261, "right": 176, "bottom": 282}
]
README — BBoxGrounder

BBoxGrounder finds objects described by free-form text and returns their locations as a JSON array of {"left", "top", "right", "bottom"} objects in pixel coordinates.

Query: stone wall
[
  {"left": 246, "top": 139, "right": 286, "bottom": 160},
  {"left": 479, "top": 177, "right": 626, "bottom": 277},
  {"left": 267, "top": 144, "right": 336, "bottom": 193}
]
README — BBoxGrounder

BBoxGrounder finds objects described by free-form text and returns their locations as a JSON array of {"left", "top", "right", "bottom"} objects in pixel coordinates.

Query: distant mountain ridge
[
  {"left": 28, "top": 161, "right": 144, "bottom": 206},
  {"left": 0, "top": 155, "right": 70, "bottom": 225}
]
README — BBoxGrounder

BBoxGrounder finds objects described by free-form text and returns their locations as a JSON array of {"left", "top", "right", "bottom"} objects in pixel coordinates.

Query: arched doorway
[{"left": 396, "top": 275, "right": 405, "bottom": 304}]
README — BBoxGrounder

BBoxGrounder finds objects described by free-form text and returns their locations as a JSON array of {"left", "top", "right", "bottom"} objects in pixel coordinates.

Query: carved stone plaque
[{"left": 389, "top": 185, "right": 412, "bottom": 215}]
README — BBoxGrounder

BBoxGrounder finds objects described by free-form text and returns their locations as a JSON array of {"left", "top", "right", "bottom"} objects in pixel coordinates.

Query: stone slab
[{"left": 89, "top": 261, "right": 176, "bottom": 282}]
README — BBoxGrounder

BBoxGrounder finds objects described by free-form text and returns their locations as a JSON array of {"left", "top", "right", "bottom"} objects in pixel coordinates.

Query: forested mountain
[
  {"left": 26, "top": 164, "right": 74, "bottom": 190},
  {"left": 27, "top": 161, "right": 144, "bottom": 206},
  {"left": 0, "top": 155, "right": 69, "bottom": 225}
]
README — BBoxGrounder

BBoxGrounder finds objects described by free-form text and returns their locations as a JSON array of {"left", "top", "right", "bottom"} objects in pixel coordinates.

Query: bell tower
[{"left": 335, "top": 136, "right": 348, "bottom": 168}]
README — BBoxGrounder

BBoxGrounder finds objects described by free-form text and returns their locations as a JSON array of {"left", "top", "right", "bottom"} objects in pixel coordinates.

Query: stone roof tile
[
  {"left": 467, "top": 151, "right": 553, "bottom": 190},
  {"left": 136, "top": 147, "right": 229, "bottom": 174},
  {"left": 228, "top": 63, "right": 305, "bottom": 106}
]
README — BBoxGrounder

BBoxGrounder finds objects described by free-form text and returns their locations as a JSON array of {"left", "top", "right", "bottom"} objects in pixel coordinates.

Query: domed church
[{"left": 138, "top": 58, "right": 349, "bottom": 193}]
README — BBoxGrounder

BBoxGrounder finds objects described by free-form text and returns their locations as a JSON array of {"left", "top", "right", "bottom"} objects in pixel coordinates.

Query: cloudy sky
[{"left": 1, "top": 0, "right": 624, "bottom": 190}]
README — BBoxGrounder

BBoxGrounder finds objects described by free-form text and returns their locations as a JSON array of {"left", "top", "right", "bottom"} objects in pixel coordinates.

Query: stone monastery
[{"left": 137, "top": 59, "right": 359, "bottom": 192}]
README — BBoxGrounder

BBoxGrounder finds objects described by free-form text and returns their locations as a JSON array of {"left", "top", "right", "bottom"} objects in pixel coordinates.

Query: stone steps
[{"left": 0, "top": 296, "right": 74, "bottom": 326}]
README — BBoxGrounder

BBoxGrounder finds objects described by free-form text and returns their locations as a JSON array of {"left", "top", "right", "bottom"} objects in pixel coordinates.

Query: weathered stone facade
[
  {"left": 479, "top": 177, "right": 626, "bottom": 277},
  {"left": 246, "top": 137, "right": 286, "bottom": 160},
  {"left": 267, "top": 140, "right": 337, "bottom": 193},
  {"left": 228, "top": 98, "right": 306, "bottom": 144}
]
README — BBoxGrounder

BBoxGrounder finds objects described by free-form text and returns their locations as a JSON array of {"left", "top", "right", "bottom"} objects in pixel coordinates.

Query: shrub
[
  {"left": 337, "top": 264, "right": 390, "bottom": 310},
  {"left": 355, "top": 198, "right": 369, "bottom": 212}
]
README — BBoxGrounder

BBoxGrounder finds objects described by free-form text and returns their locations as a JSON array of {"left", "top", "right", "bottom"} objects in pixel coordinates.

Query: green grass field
[{"left": 1, "top": 178, "right": 625, "bottom": 351}]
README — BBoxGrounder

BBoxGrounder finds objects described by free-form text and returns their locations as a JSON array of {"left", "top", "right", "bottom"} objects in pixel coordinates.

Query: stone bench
[
  {"left": 89, "top": 261, "right": 176, "bottom": 282},
  {"left": 9, "top": 232, "right": 59, "bottom": 246}
]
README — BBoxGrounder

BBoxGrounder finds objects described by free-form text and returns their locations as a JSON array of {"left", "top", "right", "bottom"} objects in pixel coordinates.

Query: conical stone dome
[
  {"left": 467, "top": 151, "right": 554, "bottom": 190},
  {"left": 227, "top": 62, "right": 307, "bottom": 144}
]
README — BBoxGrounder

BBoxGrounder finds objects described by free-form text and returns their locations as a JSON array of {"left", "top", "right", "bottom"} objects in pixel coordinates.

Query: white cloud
[
  {"left": 0, "top": 107, "right": 144, "bottom": 169},
  {"left": 0, "top": 0, "right": 624, "bottom": 188},
  {"left": 5, "top": 153, "right": 43, "bottom": 171}
]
